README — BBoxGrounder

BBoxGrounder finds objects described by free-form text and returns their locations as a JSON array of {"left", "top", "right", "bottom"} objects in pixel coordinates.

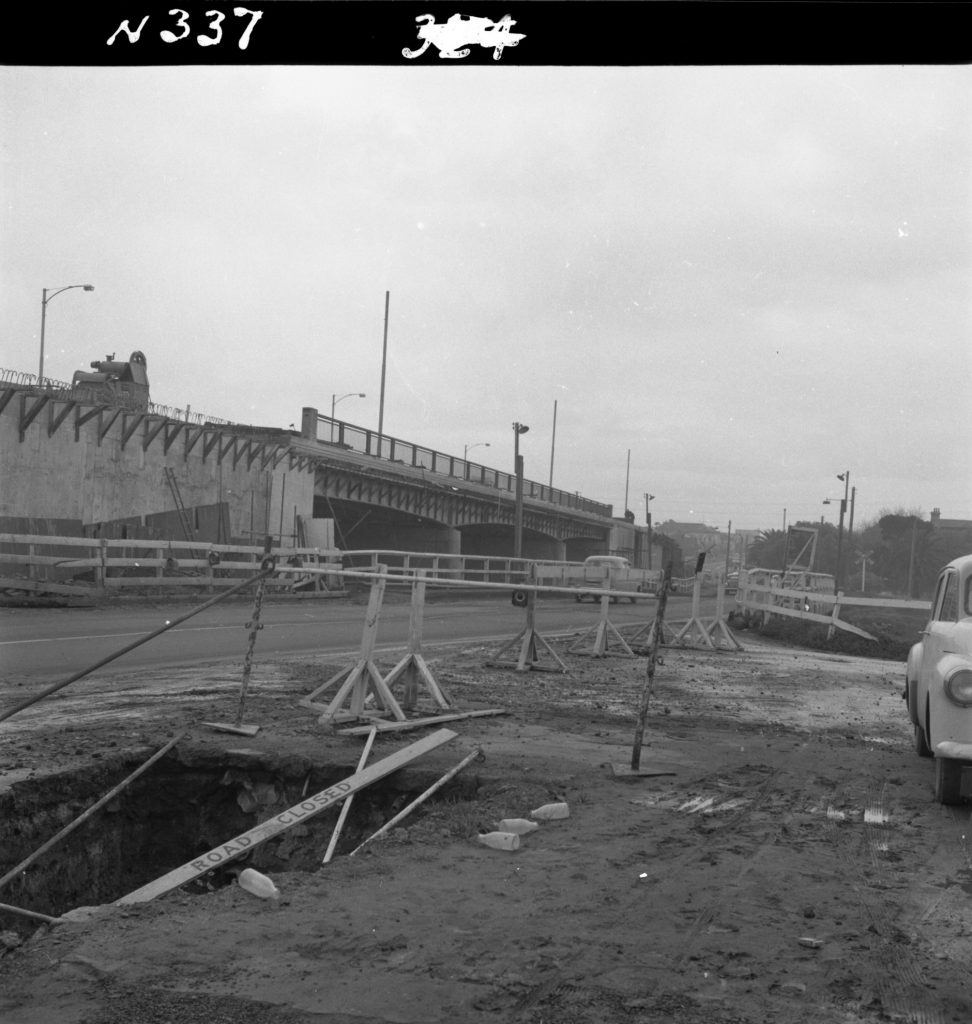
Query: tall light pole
[
  {"left": 513, "top": 422, "right": 529, "bottom": 561},
  {"left": 39, "top": 284, "right": 94, "bottom": 383},
  {"left": 330, "top": 392, "right": 366, "bottom": 443},
  {"left": 835, "top": 471, "right": 850, "bottom": 595},
  {"left": 645, "top": 493, "right": 655, "bottom": 570}
]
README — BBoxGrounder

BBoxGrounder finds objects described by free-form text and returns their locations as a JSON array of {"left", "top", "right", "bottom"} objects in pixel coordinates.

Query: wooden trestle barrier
[
  {"left": 381, "top": 572, "right": 453, "bottom": 711},
  {"left": 568, "top": 582, "right": 635, "bottom": 659},
  {"left": 668, "top": 575, "right": 743, "bottom": 651},
  {"left": 487, "top": 567, "right": 568, "bottom": 673},
  {"left": 300, "top": 567, "right": 454, "bottom": 724}
]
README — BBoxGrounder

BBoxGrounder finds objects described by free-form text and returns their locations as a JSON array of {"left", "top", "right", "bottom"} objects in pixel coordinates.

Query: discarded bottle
[
  {"left": 530, "top": 802, "right": 570, "bottom": 821},
  {"left": 237, "top": 867, "right": 280, "bottom": 900},
  {"left": 476, "top": 831, "right": 521, "bottom": 851},
  {"left": 495, "top": 818, "right": 540, "bottom": 835}
]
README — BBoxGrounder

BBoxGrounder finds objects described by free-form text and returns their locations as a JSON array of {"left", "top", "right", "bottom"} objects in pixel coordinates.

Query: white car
[
  {"left": 905, "top": 554, "right": 972, "bottom": 804},
  {"left": 572, "top": 555, "right": 653, "bottom": 604}
]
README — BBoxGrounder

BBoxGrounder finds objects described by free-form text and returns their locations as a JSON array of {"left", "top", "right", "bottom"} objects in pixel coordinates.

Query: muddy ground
[{"left": 0, "top": 617, "right": 970, "bottom": 1024}]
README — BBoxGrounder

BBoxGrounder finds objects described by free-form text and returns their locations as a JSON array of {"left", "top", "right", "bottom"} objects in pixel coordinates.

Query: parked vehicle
[
  {"left": 572, "top": 555, "right": 655, "bottom": 604},
  {"left": 904, "top": 554, "right": 972, "bottom": 804}
]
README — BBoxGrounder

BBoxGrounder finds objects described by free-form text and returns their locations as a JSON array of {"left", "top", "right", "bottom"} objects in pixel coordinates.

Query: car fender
[
  {"left": 927, "top": 651, "right": 972, "bottom": 752},
  {"left": 905, "top": 640, "right": 924, "bottom": 724}
]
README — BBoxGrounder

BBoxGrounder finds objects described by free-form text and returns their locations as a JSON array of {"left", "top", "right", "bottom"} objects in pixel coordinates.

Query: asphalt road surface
[{"left": 0, "top": 591, "right": 703, "bottom": 682}]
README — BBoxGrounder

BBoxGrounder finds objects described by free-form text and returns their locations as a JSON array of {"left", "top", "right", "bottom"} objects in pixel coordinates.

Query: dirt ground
[{"left": 1, "top": 617, "right": 971, "bottom": 1024}]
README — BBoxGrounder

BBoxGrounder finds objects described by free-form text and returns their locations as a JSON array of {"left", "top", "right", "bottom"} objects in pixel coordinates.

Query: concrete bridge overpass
[
  {"left": 298, "top": 407, "right": 620, "bottom": 561},
  {"left": 1, "top": 369, "right": 645, "bottom": 563}
]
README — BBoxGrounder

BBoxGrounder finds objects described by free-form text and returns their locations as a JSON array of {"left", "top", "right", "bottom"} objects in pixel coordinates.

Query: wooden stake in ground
[
  {"left": 203, "top": 537, "right": 274, "bottom": 737},
  {"left": 618, "top": 563, "right": 673, "bottom": 776}
]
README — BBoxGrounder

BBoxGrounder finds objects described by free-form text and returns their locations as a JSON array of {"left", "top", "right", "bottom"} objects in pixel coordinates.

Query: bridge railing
[{"left": 313, "top": 412, "right": 613, "bottom": 518}]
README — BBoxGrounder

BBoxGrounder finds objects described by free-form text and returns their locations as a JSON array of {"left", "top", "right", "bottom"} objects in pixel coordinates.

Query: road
[{"left": 0, "top": 591, "right": 703, "bottom": 682}]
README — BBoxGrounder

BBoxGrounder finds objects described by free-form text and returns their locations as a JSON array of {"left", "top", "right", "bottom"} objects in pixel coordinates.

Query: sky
[{"left": 2, "top": 60, "right": 970, "bottom": 532}]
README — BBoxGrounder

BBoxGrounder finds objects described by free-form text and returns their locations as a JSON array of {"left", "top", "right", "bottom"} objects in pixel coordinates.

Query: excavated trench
[{"left": 0, "top": 743, "right": 478, "bottom": 936}]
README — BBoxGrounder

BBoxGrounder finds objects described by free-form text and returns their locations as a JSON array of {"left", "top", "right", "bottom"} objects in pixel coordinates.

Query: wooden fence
[
  {"left": 733, "top": 578, "right": 928, "bottom": 639},
  {"left": 0, "top": 533, "right": 342, "bottom": 596}
]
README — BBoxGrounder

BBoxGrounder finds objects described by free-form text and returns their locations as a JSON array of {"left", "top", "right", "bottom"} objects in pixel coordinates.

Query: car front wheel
[{"left": 934, "top": 757, "right": 964, "bottom": 805}]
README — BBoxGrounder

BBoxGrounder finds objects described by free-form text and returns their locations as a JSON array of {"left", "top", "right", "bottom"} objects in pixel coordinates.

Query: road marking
[{"left": 0, "top": 625, "right": 250, "bottom": 646}]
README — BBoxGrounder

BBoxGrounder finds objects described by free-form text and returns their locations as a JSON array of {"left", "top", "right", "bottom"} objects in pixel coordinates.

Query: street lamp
[
  {"left": 823, "top": 469, "right": 850, "bottom": 594},
  {"left": 464, "top": 442, "right": 490, "bottom": 461},
  {"left": 513, "top": 422, "right": 529, "bottom": 561},
  {"left": 835, "top": 471, "right": 850, "bottom": 594},
  {"left": 39, "top": 284, "right": 94, "bottom": 383},
  {"left": 330, "top": 392, "right": 366, "bottom": 442}
]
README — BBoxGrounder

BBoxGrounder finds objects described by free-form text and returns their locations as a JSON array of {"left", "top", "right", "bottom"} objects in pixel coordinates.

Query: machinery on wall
[{"left": 71, "top": 350, "right": 150, "bottom": 411}]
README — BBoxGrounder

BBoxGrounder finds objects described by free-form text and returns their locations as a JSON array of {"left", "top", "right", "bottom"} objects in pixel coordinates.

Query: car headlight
[{"left": 944, "top": 668, "right": 972, "bottom": 707}]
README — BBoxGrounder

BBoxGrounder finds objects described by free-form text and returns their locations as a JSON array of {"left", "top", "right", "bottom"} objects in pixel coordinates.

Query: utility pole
[
  {"left": 378, "top": 290, "right": 389, "bottom": 457},
  {"left": 834, "top": 471, "right": 850, "bottom": 595},
  {"left": 624, "top": 449, "right": 630, "bottom": 515},
  {"left": 645, "top": 493, "right": 654, "bottom": 571},
  {"left": 513, "top": 422, "right": 529, "bottom": 561},
  {"left": 907, "top": 515, "right": 918, "bottom": 599},
  {"left": 548, "top": 399, "right": 557, "bottom": 489}
]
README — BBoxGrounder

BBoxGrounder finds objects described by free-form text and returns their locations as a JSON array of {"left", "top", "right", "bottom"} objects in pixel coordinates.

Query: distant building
[
  {"left": 655, "top": 520, "right": 723, "bottom": 551},
  {"left": 930, "top": 508, "right": 972, "bottom": 549}
]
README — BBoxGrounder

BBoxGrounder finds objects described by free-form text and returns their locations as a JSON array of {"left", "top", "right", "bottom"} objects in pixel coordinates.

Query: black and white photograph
[{"left": 1, "top": 5, "right": 971, "bottom": 1023}]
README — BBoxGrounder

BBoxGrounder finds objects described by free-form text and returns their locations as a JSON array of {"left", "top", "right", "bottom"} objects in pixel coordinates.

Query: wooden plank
[
  {"left": 337, "top": 709, "right": 507, "bottom": 736},
  {"left": 0, "top": 577, "right": 94, "bottom": 596},
  {"left": 114, "top": 727, "right": 458, "bottom": 905}
]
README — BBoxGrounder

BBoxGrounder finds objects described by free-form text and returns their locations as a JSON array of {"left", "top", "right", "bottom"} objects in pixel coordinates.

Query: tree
[
  {"left": 868, "top": 511, "right": 944, "bottom": 598},
  {"left": 743, "top": 522, "right": 839, "bottom": 575}
]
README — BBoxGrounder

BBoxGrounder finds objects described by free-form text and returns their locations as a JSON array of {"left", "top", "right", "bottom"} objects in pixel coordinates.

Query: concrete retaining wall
[{"left": 1, "top": 390, "right": 315, "bottom": 544}]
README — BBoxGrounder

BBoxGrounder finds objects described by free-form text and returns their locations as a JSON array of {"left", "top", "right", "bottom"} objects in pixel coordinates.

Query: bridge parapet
[{"left": 301, "top": 407, "right": 613, "bottom": 519}]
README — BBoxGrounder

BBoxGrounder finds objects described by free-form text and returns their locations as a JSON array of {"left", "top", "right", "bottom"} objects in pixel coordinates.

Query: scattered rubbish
[
  {"left": 530, "top": 801, "right": 570, "bottom": 821},
  {"left": 798, "top": 936, "right": 823, "bottom": 949},
  {"left": 495, "top": 818, "right": 539, "bottom": 834},
  {"left": 237, "top": 868, "right": 279, "bottom": 900},
  {"left": 477, "top": 831, "right": 521, "bottom": 851},
  {"left": 677, "top": 796, "right": 715, "bottom": 815}
]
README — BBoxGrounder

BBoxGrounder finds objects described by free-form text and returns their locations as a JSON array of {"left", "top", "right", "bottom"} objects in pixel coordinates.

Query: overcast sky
[{"left": 2, "top": 63, "right": 969, "bottom": 531}]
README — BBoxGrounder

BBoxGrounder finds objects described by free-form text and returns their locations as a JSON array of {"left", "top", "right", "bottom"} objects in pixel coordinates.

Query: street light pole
[
  {"left": 330, "top": 392, "right": 366, "bottom": 443},
  {"left": 834, "top": 471, "right": 850, "bottom": 595},
  {"left": 513, "top": 422, "right": 529, "bottom": 561},
  {"left": 39, "top": 284, "right": 94, "bottom": 383},
  {"left": 645, "top": 493, "right": 655, "bottom": 570}
]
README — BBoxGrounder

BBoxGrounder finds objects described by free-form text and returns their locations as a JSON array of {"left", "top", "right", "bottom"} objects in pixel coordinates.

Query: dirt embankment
[{"left": 1, "top": 629, "right": 970, "bottom": 1024}]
